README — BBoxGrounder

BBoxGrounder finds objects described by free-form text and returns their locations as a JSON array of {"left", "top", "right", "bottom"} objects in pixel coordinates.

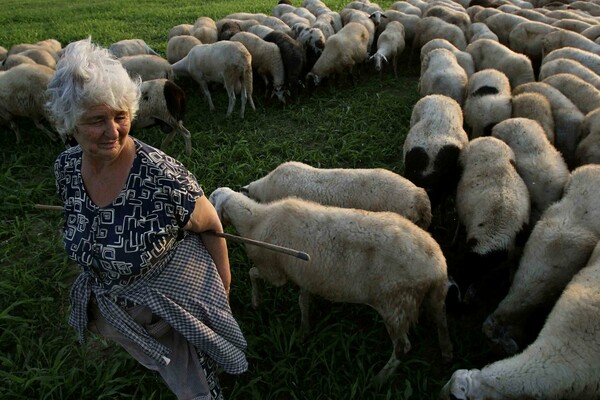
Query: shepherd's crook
[{"left": 34, "top": 204, "right": 311, "bottom": 262}]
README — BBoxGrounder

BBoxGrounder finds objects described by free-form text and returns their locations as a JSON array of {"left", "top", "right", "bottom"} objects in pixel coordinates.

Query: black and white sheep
[
  {"left": 208, "top": 187, "right": 453, "bottom": 382},
  {"left": 171, "top": 41, "right": 256, "bottom": 118},
  {"left": 241, "top": 160, "right": 432, "bottom": 229},
  {"left": 403, "top": 94, "right": 469, "bottom": 208},
  {"left": 483, "top": 164, "right": 600, "bottom": 354},
  {"left": 441, "top": 239, "right": 600, "bottom": 400},
  {"left": 131, "top": 78, "right": 192, "bottom": 155}
]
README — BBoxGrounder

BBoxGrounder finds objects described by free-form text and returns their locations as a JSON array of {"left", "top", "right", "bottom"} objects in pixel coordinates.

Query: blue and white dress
[{"left": 54, "top": 137, "right": 247, "bottom": 374}]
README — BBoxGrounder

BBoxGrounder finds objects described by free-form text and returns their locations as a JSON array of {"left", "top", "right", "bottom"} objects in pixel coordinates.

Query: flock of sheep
[{"left": 3, "top": 0, "right": 600, "bottom": 397}]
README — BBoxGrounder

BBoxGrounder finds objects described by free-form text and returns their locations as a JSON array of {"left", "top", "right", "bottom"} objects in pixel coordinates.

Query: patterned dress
[{"left": 54, "top": 138, "right": 248, "bottom": 388}]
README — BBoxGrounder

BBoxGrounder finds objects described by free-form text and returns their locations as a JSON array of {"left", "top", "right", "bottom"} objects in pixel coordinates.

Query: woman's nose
[{"left": 104, "top": 118, "right": 120, "bottom": 137}]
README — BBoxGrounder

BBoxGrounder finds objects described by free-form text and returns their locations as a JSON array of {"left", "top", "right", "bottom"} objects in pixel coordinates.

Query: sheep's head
[
  {"left": 370, "top": 52, "right": 388, "bottom": 72},
  {"left": 271, "top": 85, "right": 289, "bottom": 104},
  {"left": 208, "top": 187, "right": 236, "bottom": 225},
  {"left": 439, "top": 369, "right": 484, "bottom": 400},
  {"left": 368, "top": 10, "right": 387, "bottom": 26},
  {"left": 306, "top": 72, "right": 321, "bottom": 86},
  {"left": 482, "top": 314, "right": 520, "bottom": 355}
]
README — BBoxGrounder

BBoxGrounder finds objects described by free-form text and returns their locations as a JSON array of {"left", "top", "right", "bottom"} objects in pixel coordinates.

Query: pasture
[{"left": 0, "top": 0, "right": 498, "bottom": 398}]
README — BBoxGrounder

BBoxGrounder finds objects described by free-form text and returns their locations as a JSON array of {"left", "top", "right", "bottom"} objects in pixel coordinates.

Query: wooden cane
[{"left": 33, "top": 203, "right": 311, "bottom": 261}]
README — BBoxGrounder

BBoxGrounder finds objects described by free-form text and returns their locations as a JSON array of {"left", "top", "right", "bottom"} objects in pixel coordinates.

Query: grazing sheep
[
  {"left": 166, "top": 35, "right": 202, "bottom": 64},
  {"left": 513, "top": 82, "right": 584, "bottom": 169},
  {"left": 539, "top": 58, "right": 600, "bottom": 91},
  {"left": 171, "top": 41, "right": 255, "bottom": 118},
  {"left": 552, "top": 18, "right": 593, "bottom": 34},
  {"left": 1, "top": 53, "right": 38, "bottom": 70},
  {"left": 263, "top": 30, "right": 307, "bottom": 95},
  {"left": 0, "top": 64, "right": 56, "bottom": 143},
  {"left": 441, "top": 240, "right": 600, "bottom": 400},
  {"left": 119, "top": 54, "right": 174, "bottom": 81},
  {"left": 262, "top": 16, "right": 294, "bottom": 36},
  {"left": 483, "top": 12, "right": 529, "bottom": 45},
  {"left": 216, "top": 19, "right": 245, "bottom": 41},
  {"left": 0, "top": 46, "right": 7, "bottom": 62},
  {"left": 454, "top": 136, "right": 530, "bottom": 301},
  {"left": 293, "top": 7, "right": 317, "bottom": 24},
  {"left": 370, "top": 21, "right": 406, "bottom": 77},
  {"left": 391, "top": 0, "right": 423, "bottom": 16},
  {"left": 403, "top": 94, "right": 469, "bottom": 208},
  {"left": 419, "top": 48, "right": 469, "bottom": 106},
  {"left": 225, "top": 12, "right": 269, "bottom": 24},
  {"left": 467, "top": 22, "right": 499, "bottom": 43},
  {"left": 132, "top": 78, "right": 192, "bottom": 155},
  {"left": 230, "top": 32, "right": 288, "bottom": 103},
  {"left": 280, "top": 12, "right": 311, "bottom": 29},
  {"left": 542, "top": 46, "right": 600, "bottom": 77},
  {"left": 581, "top": 24, "right": 600, "bottom": 42},
  {"left": 375, "top": 10, "right": 421, "bottom": 46},
  {"left": 292, "top": 24, "right": 326, "bottom": 72},
  {"left": 340, "top": 8, "right": 376, "bottom": 53},
  {"left": 463, "top": 69, "right": 512, "bottom": 138},
  {"left": 16, "top": 48, "right": 57, "bottom": 69},
  {"left": 575, "top": 108, "right": 600, "bottom": 166},
  {"left": 109, "top": 39, "right": 160, "bottom": 58},
  {"left": 7, "top": 42, "right": 59, "bottom": 60},
  {"left": 483, "top": 164, "right": 600, "bottom": 354},
  {"left": 467, "top": 39, "right": 535, "bottom": 88},
  {"left": 492, "top": 118, "right": 570, "bottom": 224},
  {"left": 420, "top": 38, "right": 475, "bottom": 77},
  {"left": 306, "top": 22, "right": 369, "bottom": 86},
  {"left": 273, "top": 3, "right": 296, "bottom": 18},
  {"left": 312, "top": 14, "right": 337, "bottom": 39},
  {"left": 192, "top": 16, "right": 218, "bottom": 44},
  {"left": 241, "top": 161, "right": 432, "bottom": 229},
  {"left": 470, "top": 7, "right": 502, "bottom": 23},
  {"left": 246, "top": 24, "right": 275, "bottom": 39},
  {"left": 208, "top": 187, "right": 453, "bottom": 382},
  {"left": 511, "top": 92, "right": 555, "bottom": 144},
  {"left": 413, "top": 16, "right": 468, "bottom": 51},
  {"left": 507, "top": 21, "right": 559, "bottom": 76},
  {"left": 569, "top": 0, "right": 600, "bottom": 16},
  {"left": 543, "top": 73, "right": 600, "bottom": 115},
  {"left": 545, "top": 9, "right": 598, "bottom": 25},
  {"left": 167, "top": 23, "right": 194, "bottom": 40},
  {"left": 513, "top": 8, "right": 557, "bottom": 24},
  {"left": 422, "top": 4, "right": 471, "bottom": 35},
  {"left": 542, "top": 29, "right": 600, "bottom": 57}
]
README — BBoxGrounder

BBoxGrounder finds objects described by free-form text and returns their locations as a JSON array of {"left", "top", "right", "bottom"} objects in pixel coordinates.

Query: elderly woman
[{"left": 47, "top": 38, "right": 247, "bottom": 400}]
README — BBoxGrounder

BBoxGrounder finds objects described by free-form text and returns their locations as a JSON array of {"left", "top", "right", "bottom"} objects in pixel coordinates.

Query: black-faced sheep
[
  {"left": 483, "top": 164, "right": 600, "bottom": 354},
  {"left": 419, "top": 48, "right": 468, "bottom": 106},
  {"left": 171, "top": 41, "right": 256, "bottom": 118},
  {"left": 131, "top": 78, "right": 192, "bottom": 155},
  {"left": 241, "top": 160, "right": 432, "bottom": 229},
  {"left": 403, "top": 94, "right": 469, "bottom": 208},
  {"left": 441, "top": 240, "right": 600, "bottom": 400},
  {"left": 208, "top": 187, "right": 453, "bottom": 382},
  {"left": 109, "top": 39, "right": 160, "bottom": 58}
]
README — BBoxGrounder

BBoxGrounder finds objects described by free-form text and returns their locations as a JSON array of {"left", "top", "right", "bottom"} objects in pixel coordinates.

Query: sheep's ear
[{"left": 240, "top": 185, "right": 250, "bottom": 195}]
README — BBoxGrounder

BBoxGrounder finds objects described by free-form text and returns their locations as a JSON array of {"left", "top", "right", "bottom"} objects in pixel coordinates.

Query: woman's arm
[{"left": 184, "top": 195, "right": 231, "bottom": 296}]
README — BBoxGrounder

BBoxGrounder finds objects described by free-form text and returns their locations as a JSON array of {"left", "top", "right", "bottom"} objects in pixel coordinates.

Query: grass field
[{"left": 1, "top": 1, "right": 500, "bottom": 398}]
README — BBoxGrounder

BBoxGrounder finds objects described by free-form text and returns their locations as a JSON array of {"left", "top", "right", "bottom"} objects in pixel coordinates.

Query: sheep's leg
[
  {"left": 239, "top": 82, "right": 247, "bottom": 119},
  {"left": 198, "top": 80, "right": 215, "bottom": 112},
  {"left": 9, "top": 121, "right": 21, "bottom": 144},
  {"left": 249, "top": 267, "right": 262, "bottom": 309},
  {"left": 177, "top": 123, "right": 192, "bottom": 155},
  {"left": 374, "top": 310, "right": 412, "bottom": 383},
  {"left": 298, "top": 288, "right": 313, "bottom": 336},
  {"left": 223, "top": 82, "right": 236, "bottom": 117},
  {"left": 393, "top": 56, "right": 398, "bottom": 79},
  {"left": 424, "top": 282, "right": 454, "bottom": 362}
]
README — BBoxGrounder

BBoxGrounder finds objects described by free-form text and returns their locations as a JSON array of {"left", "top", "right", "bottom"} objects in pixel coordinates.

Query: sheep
[
  {"left": 539, "top": 58, "right": 600, "bottom": 91},
  {"left": 420, "top": 38, "right": 475, "bottom": 77},
  {"left": 422, "top": 4, "right": 471, "bottom": 35},
  {"left": 545, "top": 9, "right": 599, "bottom": 25},
  {"left": 217, "top": 19, "right": 245, "bottom": 41},
  {"left": 403, "top": 94, "right": 469, "bottom": 208},
  {"left": 7, "top": 42, "right": 60, "bottom": 60},
  {"left": 292, "top": 24, "right": 326, "bottom": 72},
  {"left": 492, "top": 118, "right": 570, "bottom": 224},
  {"left": 16, "top": 48, "right": 57, "bottom": 69},
  {"left": 192, "top": 16, "right": 218, "bottom": 44},
  {"left": 119, "top": 54, "right": 174, "bottom": 81},
  {"left": 513, "top": 82, "right": 584, "bottom": 169},
  {"left": 230, "top": 32, "right": 287, "bottom": 103},
  {"left": 339, "top": 8, "right": 376, "bottom": 53},
  {"left": 132, "top": 78, "right": 192, "bottom": 155},
  {"left": 225, "top": 12, "right": 269, "bottom": 24},
  {"left": 280, "top": 12, "right": 311, "bottom": 29},
  {"left": 0, "top": 63, "right": 57, "bottom": 143},
  {"left": 273, "top": 3, "right": 296, "bottom": 18},
  {"left": 568, "top": 0, "right": 600, "bottom": 16},
  {"left": 542, "top": 46, "right": 600, "bottom": 77},
  {"left": 581, "top": 24, "right": 600, "bottom": 42},
  {"left": 482, "top": 164, "right": 600, "bottom": 354},
  {"left": 542, "top": 73, "right": 600, "bottom": 115},
  {"left": 262, "top": 16, "right": 294, "bottom": 36},
  {"left": 370, "top": 20, "right": 406, "bottom": 77},
  {"left": 166, "top": 35, "right": 202, "bottom": 64},
  {"left": 542, "top": 29, "right": 600, "bottom": 57},
  {"left": 467, "top": 22, "right": 500, "bottom": 43},
  {"left": 306, "top": 22, "right": 369, "bottom": 86},
  {"left": 441, "top": 240, "right": 600, "bottom": 400},
  {"left": 167, "top": 23, "right": 194, "bottom": 40},
  {"left": 263, "top": 30, "right": 307, "bottom": 95},
  {"left": 507, "top": 21, "right": 559, "bottom": 76},
  {"left": 511, "top": 92, "right": 555, "bottom": 144},
  {"left": 470, "top": 7, "right": 502, "bottom": 23},
  {"left": 454, "top": 136, "right": 530, "bottom": 303},
  {"left": 208, "top": 187, "right": 453, "bottom": 382},
  {"left": 108, "top": 39, "right": 160, "bottom": 58},
  {"left": 312, "top": 14, "right": 336, "bottom": 39},
  {"left": 246, "top": 24, "right": 275, "bottom": 39},
  {"left": 1, "top": 54, "right": 38, "bottom": 70},
  {"left": 466, "top": 39, "right": 535, "bottom": 88},
  {"left": 483, "top": 12, "right": 529, "bottom": 45},
  {"left": 513, "top": 8, "right": 558, "bottom": 24},
  {"left": 241, "top": 161, "right": 432, "bottom": 229},
  {"left": 413, "top": 16, "right": 468, "bottom": 51},
  {"left": 0, "top": 46, "right": 7, "bottom": 62},
  {"left": 171, "top": 41, "right": 255, "bottom": 118},
  {"left": 374, "top": 10, "right": 421, "bottom": 46},
  {"left": 552, "top": 18, "right": 593, "bottom": 34},
  {"left": 419, "top": 48, "right": 469, "bottom": 106},
  {"left": 390, "top": 1, "right": 423, "bottom": 16},
  {"left": 575, "top": 108, "right": 600, "bottom": 166},
  {"left": 463, "top": 69, "right": 512, "bottom": 138},
  {"left": 35, "top": 39, "right": 61, "bottom": 54}
]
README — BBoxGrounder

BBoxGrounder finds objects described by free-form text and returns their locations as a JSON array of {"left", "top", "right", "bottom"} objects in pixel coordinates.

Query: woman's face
[{"left": 74, "top": 104, "right": 131, "bottom": 162}]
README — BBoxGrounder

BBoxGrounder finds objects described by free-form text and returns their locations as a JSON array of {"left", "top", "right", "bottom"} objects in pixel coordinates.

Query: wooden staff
[{"left": 34, "top": 203, "right": 310, "bottom": 261}]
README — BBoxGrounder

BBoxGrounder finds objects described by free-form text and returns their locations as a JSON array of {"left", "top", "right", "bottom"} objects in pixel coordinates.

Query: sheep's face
[
  {"left": 271, "top": 85, "right": 288, "bottom": 104},
  {"left": 208, "top": 187, "right": 235, "bottom": 225},
  {"left": 439, "top": 369, "right": 482, "bottom": 400}
]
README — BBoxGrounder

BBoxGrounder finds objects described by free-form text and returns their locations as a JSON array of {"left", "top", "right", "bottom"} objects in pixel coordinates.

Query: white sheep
[
  {"left": 542, "top": 46, "right": 600, "bottom": 77},
  {"left": 422, "top": 4, "right": 471, "bottom": 35},
  {"left": 483, "top": 12, "right": 529, "bottom": 45},
  {"left": 466, "top": 38, "right": 535, "bottom": 88},
  {"left": 132, "top": 78, "right": 192, "bottom": 155},
  {"left": 246, "top": 24, "right": 275, "bottom": 39},
  {"left": 108, "top": 39, "right": 160, "bottom": 58},
  {"left": 306, "top": 22, "right": 369, "bottom": 86},
  {"left": 0, "top": 46, "right": 7, "bottom": 63},
  {"left": 413, "top": 16, "right": 468, "bottom": 51},
  {"left": 225, "top": 12, "right": 269, "bottom": 24},
  {"left": 280, "top": 12, "right": 311, "bottom": 29},
  {"left": 15, "top": 48, "right": 57, "bottom": 69},
  {"left": 171, "top": 41, "right": 255, "bottom": 118},
  {"left": 230, "top": 32, "right": 288, "bottom": 103},
  {"left": 339, "top": 8, "right": 376, "bottom": 53},
  {"left": 403, "top": 94, "right": 469, "bottom": 207},
  {"left": 262, "top": 16, "right": 294, "bottom": 36},
  {"left": 192, "top": 16, "right": 218, "bottom": 44},
  {"left": 1, "top": 53, "right": 38, "bottom": 70},
  {"left": 542, "top": 29, "right": 600, "bottom": 57},
  {"left": 467, "top": 22, "right": 499, "bottom": 43},
  {"left": 419, "top": 48, "right": 469, "bottom": 106},
  {"left": 441, "top": 239, "right": 600, "bottom": 400},
  {"left": 208, "top": 187, "right": 453, "bottom": 382},
  {"left": 420, "top": 38, "right": 475, "bottom": 77},
  {"left": 507, "top": 21, "right": 559, "bottom": 74},
  {"left": 311, "top": 14, "right": 336, "bottom": 39},
  {"left": 470, "top": 7, "right": 501, "bottom": 23},
  {"left": 273, "top": 3, "right": 296, "bottom": 18},
  {"left": 166, "top": 35, "right": 202, "bottom": 64},
  {"left": 390, "top": 1, "right": 422, "bottom": 16},
  {"left": 492, "top": 118, "right": 570, "bottom": 224},
  {"left": 545, "top": 9, "right": 598, "bottom": 25},
  {"left": 483, "top": 164, "right": 600, "bottom": 355},
  {"left": 552, "top": 18, "right": 593, "bottom": 34},
  {"left": 575, "top": 108, "right": 600, "bottom": 167},
  {"left": 542, "top": 73, "right": 600, "bottom": 115},
  {"left": 119, "top": 54, "right": 174, "bottom": 81},
  {"left": 241, "top": 160, "right": 432, "bottom": 229},
  {"left": 513, "top": 82, "right": 584, "bottom": 169},
  {"left": 370, "top": 20, "right": 406, "bottom": 77},
  {"left": 511, "top": 92, "right": 555, "bottom": 144},
  {"left": 539, "top": 58, "right": 600, "bottom": 91},
  {"left": 581, "top": 24, "right": 600, "bottom": 42},
  {"left": 293, "top": 7, "right": 317, "bottom": 24},
  {"left": 0, "top": 63, "right": 57, "bottom": 143},
  {"left": 463, "top": 68, "right": 512, "bottom": 138},
  {"left": 167, "top": 23, "right": 194, "bottom": 40}
]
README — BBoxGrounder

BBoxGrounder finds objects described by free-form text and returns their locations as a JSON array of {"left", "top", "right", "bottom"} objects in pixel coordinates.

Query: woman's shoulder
[
  {"left": 134, "top": 137, "right": 192, "bottom": 180},
  {"left": 54, "top": 145, "right": 82, "bottom": 170}
]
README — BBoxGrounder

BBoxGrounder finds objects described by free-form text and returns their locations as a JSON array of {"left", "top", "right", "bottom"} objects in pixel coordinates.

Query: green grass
[{"left": 0, "top": 1, "right": 499, "bottom": 399}]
